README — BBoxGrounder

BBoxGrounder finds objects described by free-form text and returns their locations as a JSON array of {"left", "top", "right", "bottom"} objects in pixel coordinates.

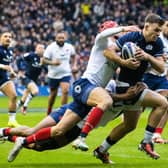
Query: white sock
[
  {"left": 9, "top": 112, "right": 16, "bottom": 122},
  {"left": 23, "top": 93, "right": 34, "bottom": 107},
  {"left": 99, "top": 139, "right": 111, "bottom": 152},
  {"left": 143, "top": 130, "right": 153, "bottom": 143}
]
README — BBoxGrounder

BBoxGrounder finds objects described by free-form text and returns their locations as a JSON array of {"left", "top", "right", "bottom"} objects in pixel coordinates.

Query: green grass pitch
[{"left": 0, "top": 96, "right": 168, "bottom": 168}]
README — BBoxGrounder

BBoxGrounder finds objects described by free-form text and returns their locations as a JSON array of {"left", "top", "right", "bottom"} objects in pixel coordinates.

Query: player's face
[
  {"left": 0, "top": 32, "right": 12, "bottom": 47},
  {"left": 162, "top": 21, "right": 168, "bottom": 38},
  {"left": 144, "top": 23, "right": 162, "bottom": 42},
  {"left": 36, "top": 44, "right": 45, "bottom": 56},
  {"left": 55, "top": 33, "right": 66, "bottom": 47}
]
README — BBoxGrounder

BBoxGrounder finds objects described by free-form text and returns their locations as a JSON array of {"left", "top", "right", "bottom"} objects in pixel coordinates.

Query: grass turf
[{"left": 0, "top": 96, "right": 168, "bottom": 168}]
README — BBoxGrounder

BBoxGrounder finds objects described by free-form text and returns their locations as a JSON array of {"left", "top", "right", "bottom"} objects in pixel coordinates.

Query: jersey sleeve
[
  {"left": 154, "top": 38, "right": 164, "bottom": 57},
  {"left": 44, "top": 45, "right": 52, "bottom": 59},
  {"left": 23, "top": 52, "right": 30, "bottom": 61},
  {"left": 116, "top": 32, "right": 138, "bottom": 49},
  {"left": 95, "top": 27, "right": 123, "bottom": 45}
]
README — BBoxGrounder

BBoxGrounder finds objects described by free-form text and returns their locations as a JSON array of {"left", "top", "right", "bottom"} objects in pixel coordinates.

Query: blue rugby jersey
[{"left": 116, "top": 32, "right": 164, "bottom": 85}]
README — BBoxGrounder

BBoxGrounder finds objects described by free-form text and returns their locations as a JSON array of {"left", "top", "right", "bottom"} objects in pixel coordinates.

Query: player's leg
[
  {"left": 47, "top": 78, "right": 59, "bottom": 115},
  {"left": 1, "top": 81, "right": 20, "bottom": 127},
  {"left": 21, "top": 81, "right": 39, "bottom": 114},
  {"left": 93, "top": 109, "right": 141, "bottom": 164},
  {"left": 17, "top": 90, "right": 29, "bottom": 110},
  {"left": 60, "top": 76, "right": 71, "bottom": 105},
  {"left": 152, "top": 90, "right": 168, "bottom": 143},
  {"left": 138, "top": 89, "right": 168, "bottom": 159},
  {"left": 1, "top": 115, "right": 56, "bottom": 138}
]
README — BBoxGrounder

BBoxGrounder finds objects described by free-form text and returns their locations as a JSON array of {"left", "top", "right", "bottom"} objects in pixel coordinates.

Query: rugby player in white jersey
[
  {"left": 0, "top": 81, "right": 146, "bottom": 161},
  {"left": 43, "top": 30, "right": 77, "bottom": 115},
  {"left": 7, "top": 22, "right": 141, "bottom": 161}
]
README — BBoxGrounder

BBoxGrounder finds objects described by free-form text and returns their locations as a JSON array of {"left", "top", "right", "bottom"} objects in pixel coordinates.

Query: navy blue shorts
[
  {"left": 48, "top": 76, "right": 71, "bottom": 89},
  {"left": 143, "top": 73, "right": 168, "bottom": 90},
  {"left": 22, "top": 77, "right": 34, "bottom": 88},
  {"left": 49, "top": 104, "right": 68, "bottom": 123},
  {"left": 0, "top": 78, "right": 10, "bottom": 88}
]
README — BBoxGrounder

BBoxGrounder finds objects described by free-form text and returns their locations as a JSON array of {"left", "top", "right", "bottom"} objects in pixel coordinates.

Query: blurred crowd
[{"left": 0, "top": 0, "right": 168, "bottom": 86}]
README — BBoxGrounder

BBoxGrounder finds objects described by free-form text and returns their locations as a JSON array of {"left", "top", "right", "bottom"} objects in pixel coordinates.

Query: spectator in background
[
  {"left": 43, "top": 30, "right": 77, "bottom": 115},
  {"left": 0, "top": 0, "right": 168, "bottom": 86}
]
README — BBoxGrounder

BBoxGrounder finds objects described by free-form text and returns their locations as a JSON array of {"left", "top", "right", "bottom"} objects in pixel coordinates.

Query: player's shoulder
[
  {"left": 124, "top": 31, "right": 141, "bottom": 39},
  {"left": 64, "top": 42, "right": 74, "bottom": 47},
  {"left": 23, "top": 52, "right": 33, "bottom": 57},
  {"left": 47, "top": 41, "right": 57, "bottom": 48}
]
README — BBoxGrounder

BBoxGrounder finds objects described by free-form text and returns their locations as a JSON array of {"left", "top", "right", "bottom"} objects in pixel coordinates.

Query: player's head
[
  {"left": 0, "top": 32, "right": 12, "bottom": 47},
  {"left": 99, "top": 21, "right": 118, "bottom": 33},
  {"left": 162, "top": 20, "right": 168, "bottom": 38},
  {"left": 143, "top": 13, "right": 164, "bottom": 42},
  {"left": 55, "top": 30, "right": 67, "bottom": 47},
  {"left": 35, "top": 44, "right": 45, "bottom": 56}
]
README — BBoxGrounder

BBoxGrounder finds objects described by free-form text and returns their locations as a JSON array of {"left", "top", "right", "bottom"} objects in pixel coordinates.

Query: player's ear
[{"left": 144, "top": 23, "right": 149, "bottom": 30}]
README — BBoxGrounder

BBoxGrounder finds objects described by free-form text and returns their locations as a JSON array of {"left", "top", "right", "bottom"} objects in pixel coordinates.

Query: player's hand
[
  {"left": 122, "top": 25, "right": 141, "bottom": 32},
  {"left": 123, "top": 58, "right": 141, "bottom": 70},
  {"left": 52, "top": 59, "right": 61, "bottom": 65},
  {"left": 125, "top": 82, "right": 147, "bottom": 99},
  {"left": 10, "top": 71, "right": 17, "bottom": 78},
  {"left": 135, "top": 47, "right": 149, "bottom": 61}
]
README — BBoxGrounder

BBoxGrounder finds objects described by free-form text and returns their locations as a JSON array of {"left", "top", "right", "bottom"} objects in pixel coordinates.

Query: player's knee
[
  {"left": 32, "top": 90, "right": 38, "bottom": 96},
  {"left": 100, "top": 97, "right": 113, "bottom": 111},
  {"left": 9, "top": 94, "right": 17, "bottom": 102},
  {"left": 62, "top": 88, "right": 69, "bottom": 95},
  {"left": 159, "top": 97, "right": 168, "bottom": 112},
  {"left": 52, "top": 127, "right": 65, "bottom": 136}
]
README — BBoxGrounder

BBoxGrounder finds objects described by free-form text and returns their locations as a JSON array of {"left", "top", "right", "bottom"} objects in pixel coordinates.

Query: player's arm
[
  {"left": 103, "top": 43, "right": 141, "bottom": 70},
  {"left": 42, "top": 57, "right": 61, "bottom": 66},
  {"left": 135, "top": 47, "right": 165, "bottom": 73},
  {"left": 42, "top": 46, "right": 61, "bottom": 66},
  {"left": 0, "top": 63, "right": 17, "bottom": 77},
  {"left": 96, "top": 25, "right": 140, "bottom": 43},
  {"left": 110, "top": 82, "right": 147, "bottom": 102}
]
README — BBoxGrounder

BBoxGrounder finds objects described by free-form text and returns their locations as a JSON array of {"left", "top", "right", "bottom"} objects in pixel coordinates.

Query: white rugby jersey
[
  {"left": 44, "top": 42, "right": 76, "bottom": 79},
  {"left": 146, "top": 33, "right": 167, "bottom": 76},
  {"left": 160, "top": 32, "right": 168, "bottom": 56},
  {"left": 82, "top": 27, "right": 122, "bottom": 87}
]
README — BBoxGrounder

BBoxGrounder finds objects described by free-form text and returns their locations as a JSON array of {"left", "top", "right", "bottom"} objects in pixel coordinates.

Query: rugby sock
[
  {"left": 8, "top": 111, "right": 16, "bottom": 121},
  {"left": 155, "top": 127, "right": 163, "bottom": 135},
  {"left": 23, "top": 93, "right": 34, "bottom": 107},
  {"left": 17, "top": 100, "right": 24, "bottom": 108},
  {"left": 80, "top": 107, "right": 104, "bottom": 138},
  {"left": 24, "top": 127, "right": 51, "bottom": 145},
  {"left": 143, "top": 125, "right": 156, "bottom": 143},
  {"left": 8, "top": 135, "right": 17, "bottom": 142},
  {"left": 99, "top": 136, "right": 117, "bottom": 152},
  {"left": 3, "top": 128, "right": 11, "bottom": 136}
]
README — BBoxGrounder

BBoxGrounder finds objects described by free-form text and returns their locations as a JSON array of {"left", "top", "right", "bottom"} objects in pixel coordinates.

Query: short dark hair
[{"left": 145, "top": 13, "right": 165, "bottom": 26}]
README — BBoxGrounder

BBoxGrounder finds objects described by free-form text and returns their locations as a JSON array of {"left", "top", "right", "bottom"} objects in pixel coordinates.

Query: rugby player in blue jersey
[
  {"left": 17, "top": 44, "right": 45, "bottom": 114},
  {"left": 0, "top": 32, "right": 21, "bottom": 127}
]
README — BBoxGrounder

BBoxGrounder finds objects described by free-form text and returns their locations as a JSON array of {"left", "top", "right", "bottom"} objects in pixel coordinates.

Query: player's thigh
[
  {"left": 27, "top": 81, "right": 38, "bottom": 93},
  {"left": 51, "top": 109, "right": 81, "bottom": 136},
  {"left": 60, "top": 82, "right": 70, "bottom": 93},
  {"left": 87, "top": 87, "right": 112, "bottom": 107},
  {"left": 158, "top": 89, "right": 168, "bottom": 97},
  {"left": 1, "top": 81, "right": 17, "bottom": 98},
  {"left": 141, "top": 89, "right": 168, "bottom": 107},
  {"left": 32, "top": 116, "right": 57, "bottom": 133}
]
